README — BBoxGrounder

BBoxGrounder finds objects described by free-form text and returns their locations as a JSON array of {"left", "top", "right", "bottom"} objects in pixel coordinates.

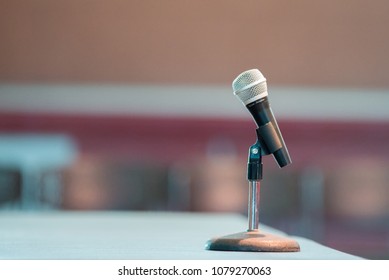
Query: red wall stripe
[{"left": 1, "top": 112, "right": 389, "bottom": 168}]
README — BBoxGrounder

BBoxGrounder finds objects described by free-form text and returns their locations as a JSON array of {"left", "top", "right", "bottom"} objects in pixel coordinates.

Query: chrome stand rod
[{"left": 248, "top": 180, "right": 260, "bottom": 231}]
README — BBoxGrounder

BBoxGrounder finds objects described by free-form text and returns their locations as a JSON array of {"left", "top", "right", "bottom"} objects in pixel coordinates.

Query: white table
[{"left": 0, "top": 211, "right": 361, "bottom": 259}]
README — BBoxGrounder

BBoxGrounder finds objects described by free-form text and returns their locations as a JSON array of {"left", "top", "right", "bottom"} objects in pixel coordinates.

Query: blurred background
[{"left": 1, "top": 0, "right": 389, "bottom": 259}]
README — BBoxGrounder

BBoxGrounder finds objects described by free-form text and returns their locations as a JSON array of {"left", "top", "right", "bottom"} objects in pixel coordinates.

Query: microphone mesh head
[{"left": 232, "top": 69, "right": 268, "bottom": 105}]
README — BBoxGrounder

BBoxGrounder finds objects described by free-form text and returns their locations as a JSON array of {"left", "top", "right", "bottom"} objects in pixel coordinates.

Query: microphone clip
[{"left": 247, "top": 139, "right": 263, "bottom": 181}]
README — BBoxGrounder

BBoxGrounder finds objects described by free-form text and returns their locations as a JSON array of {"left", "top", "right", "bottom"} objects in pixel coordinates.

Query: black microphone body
[{"left": 247, "top": 98, "right": 291, "bottom": 167}]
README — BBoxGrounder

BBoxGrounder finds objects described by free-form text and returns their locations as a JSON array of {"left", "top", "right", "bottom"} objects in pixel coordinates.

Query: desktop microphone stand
[{"left": 206, "top": 134, "right": 300, "bottom": 252}]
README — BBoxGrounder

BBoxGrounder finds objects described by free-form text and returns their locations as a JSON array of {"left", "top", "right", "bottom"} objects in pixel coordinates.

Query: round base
[{"left": 205, "top": 230, "right": 300, "bottom": 252}]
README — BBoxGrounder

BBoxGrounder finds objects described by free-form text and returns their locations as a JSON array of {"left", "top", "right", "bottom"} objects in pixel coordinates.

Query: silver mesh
[
  {"left": 232, "top": 69, "right": 267, "bottom": 104},
  {"left": 232, "top": 69, "right": 264, "bottom": 92},
  {"left": 234, "top": 82, "right": 267, "bottom": 104}
]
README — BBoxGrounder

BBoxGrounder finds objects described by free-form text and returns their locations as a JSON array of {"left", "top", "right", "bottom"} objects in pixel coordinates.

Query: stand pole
[
  {"left": 248, "top": 180, "right": 260, "bottom": 231},
  {"left": 247, "top": 141, "right": 262, "bottom": 231}
]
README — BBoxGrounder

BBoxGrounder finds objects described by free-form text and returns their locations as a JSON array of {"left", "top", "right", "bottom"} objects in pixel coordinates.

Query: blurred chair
[{"left": 0, "top": 134, "right": 77, "bottom": 210}]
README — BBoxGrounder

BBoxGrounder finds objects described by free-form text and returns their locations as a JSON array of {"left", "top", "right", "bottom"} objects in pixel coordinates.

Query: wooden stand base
[{"left": 206, "top": 230, "right": 300, "bottom": 252}]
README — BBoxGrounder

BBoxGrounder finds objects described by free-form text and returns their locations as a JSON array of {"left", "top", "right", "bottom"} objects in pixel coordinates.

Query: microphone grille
[{"left": 232, "top": 69, "right": 268, "bottom": 105}]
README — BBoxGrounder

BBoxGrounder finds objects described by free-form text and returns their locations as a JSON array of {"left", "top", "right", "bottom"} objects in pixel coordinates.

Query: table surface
[{"left": 0, "top": 211, "right": 361, "bottom": 260}]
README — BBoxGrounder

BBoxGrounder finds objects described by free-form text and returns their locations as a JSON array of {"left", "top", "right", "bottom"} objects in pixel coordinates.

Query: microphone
[
  {"left": 206, "top": 69, "right": 300, "bottom": 253},
  {"left": 232, "top": 69, "right": 291, "bottom": 168}
]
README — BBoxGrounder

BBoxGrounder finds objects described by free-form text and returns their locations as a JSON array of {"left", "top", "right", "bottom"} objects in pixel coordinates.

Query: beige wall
[{"left": 1, "top": 0, "right": 389, "bottom": 87}]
